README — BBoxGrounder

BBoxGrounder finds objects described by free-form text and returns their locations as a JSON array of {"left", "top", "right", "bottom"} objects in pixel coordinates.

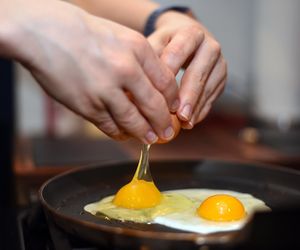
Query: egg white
[
  {"left": 153, "top": 189, "right": 270, "bottom": 234},
  {"left": 84, "top": 192, "right": 193, "bottom": 223},
  {"left": 84, "top": 188, "right": 270, "bottom": 234}
]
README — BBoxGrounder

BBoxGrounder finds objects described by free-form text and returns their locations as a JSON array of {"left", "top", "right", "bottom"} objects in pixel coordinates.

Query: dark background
[{"left": 0, "top": 60, "right": 19, "bottom": 249}]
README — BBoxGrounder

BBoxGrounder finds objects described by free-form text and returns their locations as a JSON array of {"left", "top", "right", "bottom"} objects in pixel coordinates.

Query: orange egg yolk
[
  {"left": 197, "top": 194, "right": 246, "bottom": 221},
  {"left": 113, "top": 179, "right": 161, "bottom": 209}
]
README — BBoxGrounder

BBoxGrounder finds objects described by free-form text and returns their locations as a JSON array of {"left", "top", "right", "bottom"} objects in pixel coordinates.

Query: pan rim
[
  {"left": 39, "top": 159, "right": 300, "bottom": 244},
  {"left": 39, "top": 158, "right": 300, "bottom": 190}
]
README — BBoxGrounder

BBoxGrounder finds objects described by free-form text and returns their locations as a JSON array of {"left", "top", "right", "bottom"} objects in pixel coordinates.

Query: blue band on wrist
[{"left": 144, "top": 6, "right": 191, "bottom": 37}]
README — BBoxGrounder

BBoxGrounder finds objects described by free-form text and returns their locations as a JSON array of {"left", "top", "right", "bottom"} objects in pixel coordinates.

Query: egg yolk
[
  {"left": 113, "top": 179, "right": 161, "bottom": 209},
  {"left": 197, "top": 194, "right": 246, "bottom": 221}
]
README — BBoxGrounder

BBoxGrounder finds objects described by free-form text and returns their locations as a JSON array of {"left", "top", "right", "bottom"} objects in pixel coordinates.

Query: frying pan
[{"left": 39, "top": 160, "right": 300, "bottom": 249}]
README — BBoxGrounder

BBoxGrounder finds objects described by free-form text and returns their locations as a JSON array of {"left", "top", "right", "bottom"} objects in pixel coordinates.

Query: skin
[
  {"left": 69, "top": 0, "right": 160, "bottom": 33},
  {"left": 149, "top": 11, "right": 227, "bottom": 129},
  {"left": 0, "top": 0, "right": 227, "bottom": 144},
  {"left": 0, "top": 0, "right": 179, "bottom": 144},
  {"left": 70, "top": 0, "right": 227, "bottom": 129}
]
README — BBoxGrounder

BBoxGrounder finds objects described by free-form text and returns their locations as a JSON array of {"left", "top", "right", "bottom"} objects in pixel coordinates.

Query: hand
[
  {"left": 148, "top": 11, "right": 227, "bottom": 129},
  {"left": 1, "top": 0, "right": 179, "bottom": 143}
]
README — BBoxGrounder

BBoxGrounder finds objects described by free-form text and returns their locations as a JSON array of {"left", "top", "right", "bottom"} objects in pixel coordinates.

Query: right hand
[{"left": 1, "top": 0, "right": 179, "bottom": 144}]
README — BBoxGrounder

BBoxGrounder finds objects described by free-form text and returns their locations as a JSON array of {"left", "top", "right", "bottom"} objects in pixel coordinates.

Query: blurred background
[{"left": 1, "top": 1, "right": 299, "bottom": 249}]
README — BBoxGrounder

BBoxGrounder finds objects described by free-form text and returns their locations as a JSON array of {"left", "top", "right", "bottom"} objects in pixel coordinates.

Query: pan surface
[{"left": 40, "top": 160, "right": 300, "bottom": 249}]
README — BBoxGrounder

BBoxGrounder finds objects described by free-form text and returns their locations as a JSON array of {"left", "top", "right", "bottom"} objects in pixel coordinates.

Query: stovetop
[{"left": 18, "top": 205, "right": 102, "bottom": 250}]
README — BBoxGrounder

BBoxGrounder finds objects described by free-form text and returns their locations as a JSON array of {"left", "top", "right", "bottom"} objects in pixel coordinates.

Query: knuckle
[
  {"left": 188, "top": 24, "right": 204, "bottom": 37},
  {"left": 127, "top": 32, "right": 148, "bottom": 51},
  {"left": 111, "top": 58, "right": 137, "bottom": 80},
  {"left": 117, "top": 105, "right": 138, "bottom": 127},
  {"left": 166, "top": 43, "right": 185, "bottom": 59},
  {"left": 80, "top": 104, "right": 99, "bottom": 122},
  {"left": 189, "top": 68, "right": 207, "bottom": 84},
  {"left": 97, "top": 119, "right": 119, "bottom": 136},
  {"left": 121, "top": 64, "right": 137, "bottom": 80},
  {"left": 199, "top": 71, "right": 208, "bottom": 83},
  {"left": 195, "top": 30, "right": 205, "bottom": 44},
  {"left": 181, "top": 24, "right": 204, "bottom": 42}
]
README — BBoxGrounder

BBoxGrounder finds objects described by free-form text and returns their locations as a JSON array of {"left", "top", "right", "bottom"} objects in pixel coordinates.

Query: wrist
[
  {"left": 156, "top": 10, "right": 195, "bottom": 30},
  {"left": 132, "top": 1, "right": 159, "bottom": 33},
  {"left": 144, "top": 6, "right": 192, "bottom": 36}
]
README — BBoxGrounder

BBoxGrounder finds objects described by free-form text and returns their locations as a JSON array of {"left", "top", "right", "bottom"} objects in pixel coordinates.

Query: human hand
[
  {"left": 148, "top": 11, "right": 227, "bottom": 129},
  {"left": 1, "top": 0, "right": 179, "bottom": 143}
]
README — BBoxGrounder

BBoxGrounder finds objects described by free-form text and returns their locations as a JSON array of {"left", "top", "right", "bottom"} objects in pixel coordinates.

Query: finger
[
  {"left": 188, "top": 56, "right": 227, "bottom": 126},
  {"left": 147, "top": 29, "right": 170, "bottom": 57},
  {"left": 192, "top": 78, "right": 226, "bottom": 125},
  {"left": 93, "top": 111, "right": 130, "bottom": 141},
  {"left": 134, "top": 35, "right": 179, "bottom": 113},
  {"left": 122, "top": 62, "right": 176, "bottom": 141},
  {"left": 177, "top": 37, "right": 221, "bottom": 122},
  {"left": 160, "top": 26, "right": 204, "bottom": 75},
  {"left": 78, "top": 97, "right": 130, "bottom": 140},
  {"left": 201, "top": 55, "right": 227, "bottom": 101},
  {"left": 102, "top": 89, "right": 160, "bottom": 144}
]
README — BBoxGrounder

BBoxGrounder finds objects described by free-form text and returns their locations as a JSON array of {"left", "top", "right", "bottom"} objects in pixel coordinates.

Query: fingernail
[
  {"left": 145, "top": 131, "right": 158, "bottom": 144},
  {"left": 164, "top": 126, "right": 175, "bottom": 139},
  {"left": 180, "top": 104, "right": 192, "bottom": 120},
  {"left": 171, "top": 99, "right": 180, "bottom": 112},
  {"left": 187, "top": 121, "right": 194, "bottom": 129},
  {"left": 182, "top": 121, "right": 194, "bottom": 130}
]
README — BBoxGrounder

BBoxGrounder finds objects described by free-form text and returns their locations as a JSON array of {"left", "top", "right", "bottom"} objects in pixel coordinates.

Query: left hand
[{"left": 148, "top": 11, "right": 227, "bottom": 129}]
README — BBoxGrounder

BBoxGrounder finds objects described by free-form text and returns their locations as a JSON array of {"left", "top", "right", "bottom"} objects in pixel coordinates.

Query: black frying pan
[{"left": 39, "top": 160, "right": 300, "bottom": 249}]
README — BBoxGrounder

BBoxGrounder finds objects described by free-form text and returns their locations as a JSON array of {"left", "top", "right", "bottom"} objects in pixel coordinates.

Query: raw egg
[
  {"left": 197, "top": 194, "right": 246, "bottom": 221},
  {"left": 85, "top": 192, "right": 193, "bottom": 223},
  {"left": 113, "top": 179, "right": 161, "bottom": 209},
  {"left": 84, "top": 189, "right": 270, "bottom": 233},
  {"left": 112, "top": 144, "right": 161, "bottom": 209}
]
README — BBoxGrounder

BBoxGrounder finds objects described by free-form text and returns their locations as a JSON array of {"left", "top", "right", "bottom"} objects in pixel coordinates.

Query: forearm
[
  {"left": 0, "top": 0, "right": 87, "bottom": 65},
  {"left": 69, "top": 0, "right": 159, "bottom": 33},
  {"left": 0, "top": 0, "right": 53, "bottom": 63}
]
